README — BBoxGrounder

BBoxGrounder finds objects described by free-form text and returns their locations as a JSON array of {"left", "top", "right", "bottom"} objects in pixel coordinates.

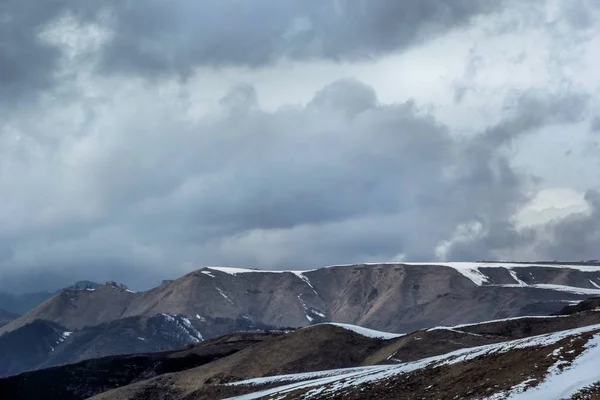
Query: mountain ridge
[{"left": 3, "top": 262, "right": 600, "bottom": 336}]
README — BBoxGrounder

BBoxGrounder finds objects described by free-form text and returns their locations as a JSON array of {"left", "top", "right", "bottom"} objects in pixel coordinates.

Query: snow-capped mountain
[{"left": 3, "top": 262, "right": 600, "bottom": 336}]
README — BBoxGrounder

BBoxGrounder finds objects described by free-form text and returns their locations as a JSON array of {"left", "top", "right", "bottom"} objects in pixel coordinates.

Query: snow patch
[
  {"left": 493, "top": 284, "right": 600, "bottom": 295},
  {"left": 205, "top": 266, "right": 317, "bottom": 276},
  {"left": 291, "top": 272, "right": 319, "bottom": 295},
  {"left": 508, "top": 269, "right": 528, "bottom": 286},
  {"left": 314, "top": 323, "right": 404, "bottom": 340},
  {"left": 501, "top": 334, "right": 600, "bottom": 399},
  {"left": 216, "top": 287, "right": 234, "bottom": 304},
  {"left": 426, "top": 327, "right": 483, "bottom": 337},
  {"left": 196, "top": 314, "right": 207, "bottom": 322},
  {"left": 428, "top": 315, "right": 568, "bottom": 331},
  {"left": 201, "top": 270, "right": 216, "bottom": 278},
  {"left": 161, "top": 313, "right": 175, "bottom": 322}
]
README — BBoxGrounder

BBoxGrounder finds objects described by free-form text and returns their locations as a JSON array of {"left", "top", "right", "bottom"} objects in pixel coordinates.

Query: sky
[{"left": 1, "top": 0, "right": 600, "bottom": 292}]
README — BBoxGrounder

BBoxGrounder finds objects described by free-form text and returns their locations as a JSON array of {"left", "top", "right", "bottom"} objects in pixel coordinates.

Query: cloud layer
[{"left": 1, "top": 0, "right": 599, "bottom": 292}]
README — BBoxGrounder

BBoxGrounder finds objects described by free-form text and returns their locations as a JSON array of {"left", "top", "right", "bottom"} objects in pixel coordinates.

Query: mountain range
[
  {"left": 2, "top": 261, "right": 600, "bottom": 398},
  {"left": 3, "top": 262, "right": 600, "bottom": 337},
  {"left": 1, "top": 297, "right": 599, "bottom": 400}
]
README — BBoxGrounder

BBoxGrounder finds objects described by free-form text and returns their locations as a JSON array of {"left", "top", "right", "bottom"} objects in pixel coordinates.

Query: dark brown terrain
[
  {"left": 88, "top": 301, "right": 600, "bottom": 400},
  {"left": 1, "top": 299, "right": 600, "bottom": 400}
]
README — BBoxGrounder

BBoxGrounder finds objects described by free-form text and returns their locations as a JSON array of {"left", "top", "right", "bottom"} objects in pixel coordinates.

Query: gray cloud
[
  {"left": 443, "top": 91, "right": 591, "bottom": 261},
  {"left": 1, "top": 0, "right": 600, "bottom": 293},
  {"left": 536, "top": 190, "right": 600, "bottom": 261},
  {"left": 0, "top": 0, "right": 64, "bottom": 105},
  {"left": 0, "top": 0, "right": 502, "bottom": 90},
  {"left": 1, "top": 75, "right": 590, "bottom": 292},
  {"left": 97, "top": 0, "right": 501, "bottom": 77}
]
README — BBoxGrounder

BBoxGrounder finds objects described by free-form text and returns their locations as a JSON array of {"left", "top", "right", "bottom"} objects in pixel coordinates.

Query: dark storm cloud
[
  {"left": 0, "top": 0, "right": 502, "bottom": 105},
  {"left": 0, "top": 0, "right": 103, "bottom": 106},
  {"left": 96, "top": 0, "right": 501, "bottom": 76},
  {"left": 0, "top": 0, "right": 65, "bottom": 104}
]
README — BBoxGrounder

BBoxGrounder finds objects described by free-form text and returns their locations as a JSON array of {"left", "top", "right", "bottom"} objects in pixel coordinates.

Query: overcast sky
[{"left": 1, "top": 0, "right": 600, "bottom": 292}]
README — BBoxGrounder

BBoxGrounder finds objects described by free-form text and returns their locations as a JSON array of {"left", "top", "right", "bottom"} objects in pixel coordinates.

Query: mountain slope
[
  {"left": 214, "top": 322, "right": 600, "bottom": 400},
  {"left": 89, "top": 311, "right": 600, "bottom": 400},
  {"left": 0, "top": 320, "right": 71, "bottom": 377},
  {"left": 3, "top": 310, "right": 600, "bottom": 400},
  {"left": 3, "top": 262, "right": 600, "bottom": 336},
  {"left": 0, "top": 331, "right": 282, "bottom": 400},
  {"left": 0, "top": 314, "right": 204, "bottom": 377}
]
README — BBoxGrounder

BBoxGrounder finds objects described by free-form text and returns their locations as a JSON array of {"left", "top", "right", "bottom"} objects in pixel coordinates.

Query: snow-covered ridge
[
  {"left": 427, "top": 315, "right": 570, "bottom": 332},
  {"left": 203, "top": 263, "right": 600, "bottom": 295},
  {"left": 493, "top": 284, "right": 600, "bottom": 295},
  {"left": 204, "top": 266, "right": 317, "bottom": 275},
  {"left": 227, "top": 323, "right": 600, "bottom": 400},
  {"left": 409, "top": 262, "right": 600, "bottom": 287},
  {"left": 205, "top": 262, "right": 600, "bottom": 279},
  {"left": 307, "top": 323, "right": 404, "bottom": 340}
]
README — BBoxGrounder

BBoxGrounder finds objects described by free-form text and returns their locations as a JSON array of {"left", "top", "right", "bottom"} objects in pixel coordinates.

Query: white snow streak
[
  {"left": 204, "top": 263, "right": 600, "bottom": 296},
  {"left": 216, "top": 287, "right": 234, "bottom": 304},
  {"left": 310, "top": 323, "right": 404, "bottom": 340},
  {"left": 508, "top": 269, "right": 527, "bottom": 286},
  {"left": 493, "top": 284, "right": 600, "bottom": 295},
  {"left": 291, "top": 272, "right": 319, "bottom": 296},
  {"left": 427, "top": 315, "right": 568, "bottom": 331},
  {"left": 227, "top": 324, "right": 600, "bottom": 400}
]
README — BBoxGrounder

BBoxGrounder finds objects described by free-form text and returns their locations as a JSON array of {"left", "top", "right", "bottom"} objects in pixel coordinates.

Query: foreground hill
[
  {"left": 0, "top": 312, "right": 283, "bottom": 378},
  {"left": 3, "top": 304, "right": 599, "bottom": 400},
  {"left": 88, "top": 308, "right": 600, "bottom": 400},
  {"left": 224, "top": 321, "right": 600, "bottom": 400},
  {"left": 0, "top": 314, "right": 202, "bottom": 377},
  {"left": 0, "top": 331, "right": 283, "bottom": 400},
  {"left": 3, "top": 262, "right": 600, "bottom": 336}
]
